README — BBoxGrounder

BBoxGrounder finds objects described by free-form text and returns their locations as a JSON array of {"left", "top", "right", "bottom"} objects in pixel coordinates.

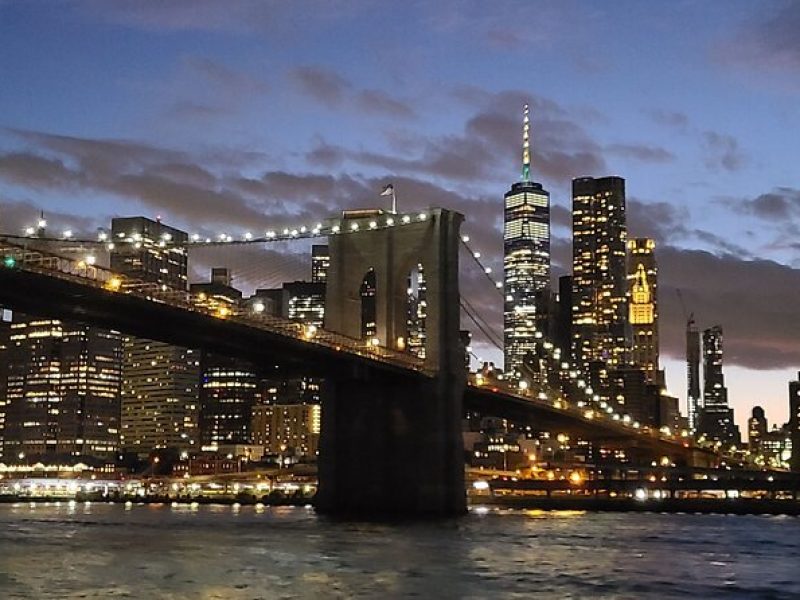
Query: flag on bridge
[{"left": 380, "top": 184, "right": 397, "bottom": 213}]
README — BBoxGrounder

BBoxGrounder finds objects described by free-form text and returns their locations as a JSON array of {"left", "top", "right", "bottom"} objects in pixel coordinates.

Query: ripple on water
[{"left": 0, "top": 505, "right": 798, "bottom": 598}]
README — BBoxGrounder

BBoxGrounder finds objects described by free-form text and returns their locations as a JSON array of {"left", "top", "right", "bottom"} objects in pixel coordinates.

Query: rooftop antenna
[{"left": 522, "top": 103, "right": 531, "bottom": 182}]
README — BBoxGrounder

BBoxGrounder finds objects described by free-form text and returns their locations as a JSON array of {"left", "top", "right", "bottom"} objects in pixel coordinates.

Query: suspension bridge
[{"left": 0, "top": 205, "right": 721, "bottom": 515}]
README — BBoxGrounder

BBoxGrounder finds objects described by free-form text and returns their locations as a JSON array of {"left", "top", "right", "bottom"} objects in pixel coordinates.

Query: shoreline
[{"left": 475, "top": 495, "right": 800, "bottom": 516}]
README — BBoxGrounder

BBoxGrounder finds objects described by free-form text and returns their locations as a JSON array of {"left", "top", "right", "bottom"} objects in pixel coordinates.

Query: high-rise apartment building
[
  {"left": 571, "top": 176, "right": 628, "bottom": 374},
  {"left": 119, "top": 340, "right": 200, "bottom": 456},
  {"left": 251, "top": 403, "right": 321, "bottom": 459},
  {"left": 627, "top": 238, "right": 659, "bottom": 383},
  {"left": 199, "top": 355, "right": 260, "bottom": 448},
  {"left": 698, "top": 325, "right": 740, "bottom": 446},
  {"left": 686, "top": 317, "right": 702, "bottom": 433},
  {"left": 503, "top": 104, "right": 551, "bottom": 378},
  {"left": 3, "top": 316, "right": 122, "bottom": 462},
  {"left": 111, "top": 217, "right": 201, "bottom": 457},
  {"left": 790, "top": 372, "right": 800, "bottom": 472}
]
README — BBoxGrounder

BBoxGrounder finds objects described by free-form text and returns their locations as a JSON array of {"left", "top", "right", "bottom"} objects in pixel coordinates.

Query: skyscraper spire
[{"left": 522, "top": 103, "right": 531, "bottom": 182}]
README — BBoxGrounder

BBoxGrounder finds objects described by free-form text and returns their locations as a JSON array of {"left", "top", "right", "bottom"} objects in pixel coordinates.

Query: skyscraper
[
  {"left": 119, "top": 340, "right": 200, "bottom": 456},
  {"left": 111, "top": 217, "right": 201, "bottom": 457},
  {"left": 3, "top": 316, "right": 122, "bottom": 462},
  {"left": 503, "top": 104, "right": 551, "bottom": 378},
  {"left": 686, "top": 316, "right": 702, "bottom": 432},
  {"left": 200, "top": 355, "right": 260, "bottom": 448},
  {"left": 627, "top": 238, "right": 659, "bottom": 383},
  {"left": 571, "top": 176, "right": 628, "bottom": 374},
  {"left": 698, "top": 325, "right": 740, "bottom": 446},
  {"left": 790, "top": 372, "right": 800, "bottom": 472}
]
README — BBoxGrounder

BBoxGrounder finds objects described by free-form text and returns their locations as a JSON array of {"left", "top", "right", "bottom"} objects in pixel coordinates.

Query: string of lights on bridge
[{"left": 5, "top": 214, "right": 692, "bottom": 444}]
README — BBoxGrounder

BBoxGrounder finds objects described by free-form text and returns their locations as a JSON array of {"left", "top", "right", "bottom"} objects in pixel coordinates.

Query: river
[{"left": 0, "top": 503, "right": 798, "bottom": 598}]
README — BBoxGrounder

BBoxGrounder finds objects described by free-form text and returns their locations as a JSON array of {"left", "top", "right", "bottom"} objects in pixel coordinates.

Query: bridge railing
[{"left": 0, "top": 240, "right": 426, "bottom": 372}]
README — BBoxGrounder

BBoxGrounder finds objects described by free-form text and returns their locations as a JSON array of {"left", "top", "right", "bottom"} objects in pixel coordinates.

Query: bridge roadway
[{"left": 0, "top": 240, "right": 715, "bottom": 465}]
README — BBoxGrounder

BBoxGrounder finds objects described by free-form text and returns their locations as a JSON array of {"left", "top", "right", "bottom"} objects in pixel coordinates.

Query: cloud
[
  {"left": 658, "top": 248, "right": 800, "bottom": 370},
  {"left": 737, "top": 187, "right": 800, "bottom": 220},
  {"left": 702, "top": 131, "right": 747, "bottom": 172},
  {"left": 627, "top": 198, "right": 689, "bottom": 243},
  {"left": 606, "top": 143, "right": 675, "bottom": 164},
  {"left": 646, "top": 109, "right": 689, "bottom": 131},
  {"left": 0, "top": 152, "right": 82, "bottom": 188},
  {"left": 356, "top": 90, "right": 415, "bottom": 119},
  {"left": 0, "top": 126, "right": 800, "bottom": 368},
  {"left": 719, "top": 1, "right": 800, "bottom": 75},
  {"left": 289, "top": 66, "right": 352, "bottom": 104}
]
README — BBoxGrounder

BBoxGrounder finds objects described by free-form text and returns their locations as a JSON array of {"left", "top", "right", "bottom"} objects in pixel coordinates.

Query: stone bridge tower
[{"left": 317, "top": 207, "right": 467, "bottom": 516}]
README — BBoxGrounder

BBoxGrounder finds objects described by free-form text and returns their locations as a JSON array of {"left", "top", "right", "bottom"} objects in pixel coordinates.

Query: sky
[{"left": 1, "top": 0, "right": 799, "bottom": 433}]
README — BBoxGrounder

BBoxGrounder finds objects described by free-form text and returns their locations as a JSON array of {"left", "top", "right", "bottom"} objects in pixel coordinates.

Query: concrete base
[{"left": 316, "top": 373, "right": 466, "bottom": 517}]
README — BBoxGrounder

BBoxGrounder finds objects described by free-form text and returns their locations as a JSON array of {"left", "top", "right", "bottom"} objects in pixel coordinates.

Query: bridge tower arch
[{"left": 318, "top": 207, "right": 467, "bottom": 516}]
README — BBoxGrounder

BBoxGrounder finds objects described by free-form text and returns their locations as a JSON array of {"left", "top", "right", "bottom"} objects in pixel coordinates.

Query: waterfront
[{"left": 1, "top": 504, "right": 799, "bottom": 599}]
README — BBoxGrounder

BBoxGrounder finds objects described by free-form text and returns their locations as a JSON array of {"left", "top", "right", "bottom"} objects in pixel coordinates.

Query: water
[{"left": 0, "top": 503, "right": 798, "bottom": 599}]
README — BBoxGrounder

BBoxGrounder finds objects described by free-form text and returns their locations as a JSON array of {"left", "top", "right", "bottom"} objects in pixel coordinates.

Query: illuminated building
[
  {"left": 503, "top": 104, "right": 551, "bottom": 378},
  {"left": 748, "top": 406, "right": 767, "bottom": 453},
  {"left": 110, "top": 216, "right": 188, "bottom": 289},
  {"left": 199, "top": 356, "right": 260, "bottom": 447},
  {"left": 119, "top": 340, "right": 200, "bottom": 456},
  {"left": 760, "top": 425, "right": 792, "bottom": 469},
  {"left": 790, "top": 372, "right": 800, "bottom": 472},
  {"left": 571, "top": 176, "right": 628, "bottom": 375},
  {"left": 698, "top": 325, "right": 740, "bottom": 447},
  {"left": 311, "top": 244, "right": 329, "bottom": 284},
  {"left": 360, "top": 269, "right": 377, "bottom": 339},
  {"left": 554, "top": 275, "right": 572, "bottom": 360},
  {"left": 0, "top": 311, "right": 10, "bottom": 454},
  {"left": 608, "top": 366, "right": 658, "bottom": 426},
  {"left": 406, "top": 264, "right": 427, "bottom": 359},
  {"left": 190, "top": 268, "right": 242, "bottom": 307},
  {"left": 686, "top": 317, "right": 702, "bottom": 433},
  {"left": 251, "top": 403, "right": 321, "bottom": 460},
  {"left": 284, "top": 281, "right": 326, "bottom": 328},
  {"left": 111, "top": 217, "right": 202, "bottom": 457},
  {"left": 627, "top": 238, "right": 659, "bottom": 383},
  {"left": 2, "top": 316, "right": 122, "bottom": 462}
]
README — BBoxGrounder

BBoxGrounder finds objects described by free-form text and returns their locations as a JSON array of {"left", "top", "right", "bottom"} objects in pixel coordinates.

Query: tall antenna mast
[{"left": 522, "top": 103, "right": 531, "bottom": 182}]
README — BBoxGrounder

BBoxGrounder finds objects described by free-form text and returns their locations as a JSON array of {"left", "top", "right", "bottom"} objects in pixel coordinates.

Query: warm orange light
[{"left": 105, "top": 277, "right": 122, "bottom": 292}]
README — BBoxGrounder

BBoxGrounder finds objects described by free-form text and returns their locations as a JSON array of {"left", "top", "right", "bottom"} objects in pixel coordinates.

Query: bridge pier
[
  {"left": 316, "top": 372, "right": 466, "bottom": 516},
  {"left": 317, "top": 207, "right": 467, "bottom": 516}
]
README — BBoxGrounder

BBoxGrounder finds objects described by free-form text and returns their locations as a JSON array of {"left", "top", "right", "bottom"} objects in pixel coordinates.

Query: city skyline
[{"left": 0, "top": 2, "right": 799, "bottom": 431}]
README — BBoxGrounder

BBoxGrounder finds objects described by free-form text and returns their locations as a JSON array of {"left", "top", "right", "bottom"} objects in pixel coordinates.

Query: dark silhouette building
[
  {"left": 698, "top": 325, "right": 740, "bottom": 447},
  {"left": 790, "top": 372, "right": 800, "bottom": 472}
]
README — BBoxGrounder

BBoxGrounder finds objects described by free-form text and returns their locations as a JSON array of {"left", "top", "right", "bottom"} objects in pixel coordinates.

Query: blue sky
[{"left": 1, "top": 0, "right": 799, "bottom": 432}]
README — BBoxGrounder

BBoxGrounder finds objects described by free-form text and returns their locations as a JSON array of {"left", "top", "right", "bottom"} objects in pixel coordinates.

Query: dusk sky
[{"left": 1, "top": 1, "right": 799, "bottom": 432}]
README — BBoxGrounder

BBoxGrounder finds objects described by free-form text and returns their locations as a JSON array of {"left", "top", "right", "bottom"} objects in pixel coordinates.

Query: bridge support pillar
[
  {"left": 317, "top": 207, "right": 466, "bottom": 517},
  {"left": 316, "top": 372, "right": 466, "bottom": 517}
]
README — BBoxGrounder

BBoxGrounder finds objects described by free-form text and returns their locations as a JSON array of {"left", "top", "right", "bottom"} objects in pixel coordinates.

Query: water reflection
[{"left": 0, "top": 503, "right": 798, "bottom": 598}]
